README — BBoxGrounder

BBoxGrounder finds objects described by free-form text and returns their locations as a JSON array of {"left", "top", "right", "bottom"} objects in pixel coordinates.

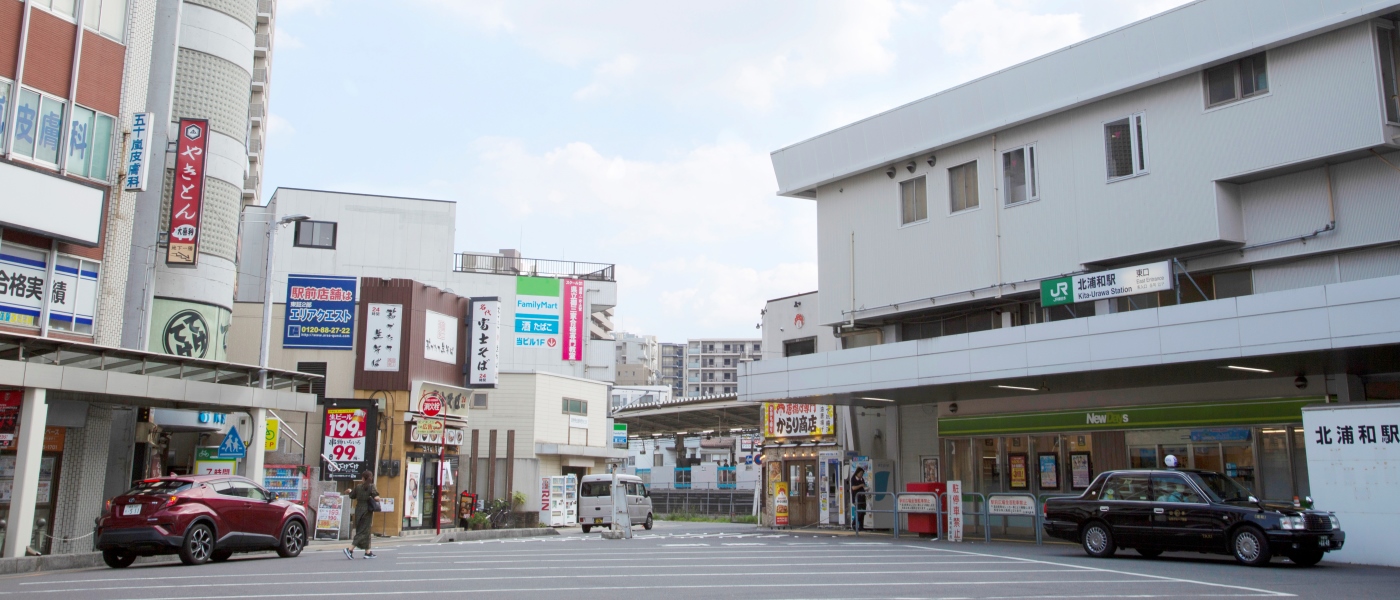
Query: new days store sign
[
  {"left": 1041, "top": 261, "right": 1173, "bottom": 307},
  {"left": 938, "top": 397, "right": 1325, "bottom": 437},
  {"left": 283, "top": 274, "right": 357, "bottom": 350}
]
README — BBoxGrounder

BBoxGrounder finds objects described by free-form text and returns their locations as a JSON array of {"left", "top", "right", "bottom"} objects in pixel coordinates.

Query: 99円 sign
[{"left": 322, "top": 408, "right": 368, "bottom": 480}]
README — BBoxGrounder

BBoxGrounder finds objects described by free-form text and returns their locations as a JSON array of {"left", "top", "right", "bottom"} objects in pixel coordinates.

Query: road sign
[{"left": 219, "top": 427, "right": 247, "bottom": 458}]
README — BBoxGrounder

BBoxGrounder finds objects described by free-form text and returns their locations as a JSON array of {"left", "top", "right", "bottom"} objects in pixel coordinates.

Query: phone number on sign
[{"left": 297, "top": 326, "right": 350, "bottom": 335}]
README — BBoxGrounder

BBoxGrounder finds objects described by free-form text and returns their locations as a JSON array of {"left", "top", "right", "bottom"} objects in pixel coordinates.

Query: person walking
[
  {"left": 344, "top": 470, "right": 380, "bottom": 559},
  {"left": 849, "top": 467, "right": 868, "bottom": 533}
]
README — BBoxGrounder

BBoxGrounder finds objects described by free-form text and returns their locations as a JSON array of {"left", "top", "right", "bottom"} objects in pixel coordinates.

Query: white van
[{"left": 578, "top": 474, "right": 654, "bottom": 533}]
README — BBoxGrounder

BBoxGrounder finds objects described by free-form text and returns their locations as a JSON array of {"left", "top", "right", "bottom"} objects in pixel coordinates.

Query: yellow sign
[
  {"left": 265, "top": 418, "right": 279, "bottom": 451},
  {"left": 774, "top": 482, "right": 790, "bottom": 526},
  {"left": 762, "top": 403, "right": 835, "bottom": 438}
]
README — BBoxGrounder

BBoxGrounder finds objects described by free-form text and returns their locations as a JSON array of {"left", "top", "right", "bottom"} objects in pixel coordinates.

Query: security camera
[
  {"left": 885, "top": 167, "right": 896, "bottom": 179},
  {"left": 906, "top": 161, "right": 916, "bottom": 173},
  {"left": 1294, "top": 376, "right": 1308, "bottom": 389}
]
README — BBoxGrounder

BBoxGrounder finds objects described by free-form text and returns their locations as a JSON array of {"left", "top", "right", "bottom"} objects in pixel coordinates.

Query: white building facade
[{"left": 747, "top": 0, "right": 1400, "bottom": 517}]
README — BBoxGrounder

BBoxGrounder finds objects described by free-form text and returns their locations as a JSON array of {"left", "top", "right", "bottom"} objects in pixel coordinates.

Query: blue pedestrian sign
[{"left": 218, "top": 427, "right": 247, "bottom": 458}]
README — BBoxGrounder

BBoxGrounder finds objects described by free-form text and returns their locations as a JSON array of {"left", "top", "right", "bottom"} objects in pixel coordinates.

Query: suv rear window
[
  {"left": 125, "top": 480, "right": 194, "bottom": 495},
  {"left": 580, "top": 481, "right": 612, "bottom": 497}
]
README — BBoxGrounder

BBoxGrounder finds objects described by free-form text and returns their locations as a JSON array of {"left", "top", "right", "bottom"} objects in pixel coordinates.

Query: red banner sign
[
  {"left": 166, "top": 118, "right": 210, "bottom": 265},
  {"left": 561, "top": 278, "right": 584, "bottom": 361}
]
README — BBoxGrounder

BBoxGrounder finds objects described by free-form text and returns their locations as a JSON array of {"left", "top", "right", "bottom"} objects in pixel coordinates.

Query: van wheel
[
  {"left": 644, "top": 514, "right": 653, "bottom": 530},
  {"left": 581, "top": 525, "right": 591, "bottom": 534}
]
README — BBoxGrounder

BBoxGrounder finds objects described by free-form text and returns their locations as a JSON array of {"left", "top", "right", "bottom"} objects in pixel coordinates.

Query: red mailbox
[{"left": 905, "top": 482, "right": 947, "bottom": 537}]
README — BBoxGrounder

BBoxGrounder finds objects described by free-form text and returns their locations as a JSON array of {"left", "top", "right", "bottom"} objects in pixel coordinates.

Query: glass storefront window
[
  {"left": 1128, "top": 445, "right": 1157, "bottom": 468},
  {"left": 1291, "top": 427, "right": 1310, "bottom": 498},
  {"left": 1192, "top": 444, "right": 1222, "bottom": 472},
  {"left": 979, "top": 438, "right": 1002, "bottom": 493},
  {"left": 1223, "top": 444, "right": 1255, "bottom": 492},
  {"left": 1259, "top": 428, "right": 1291, "bottom": 501}
]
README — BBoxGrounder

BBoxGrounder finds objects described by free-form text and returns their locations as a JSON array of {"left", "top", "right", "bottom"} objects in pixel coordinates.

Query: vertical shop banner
[
  {"left": 774, "top": 482, "right": 790, "bottom": 527},
  {"left": 466, "top": 298, "right": 500, "bottom": 387},
  {"left": 166, "top": 118, "right": 209, "bottom": 266},
  {"left": 403, "top": 460, "right": 423, "bottom": 518},
  {"left": 283, "top": 274, "right": 357, "bottom": 349},
  {"left": 761, "top": 403, "right": 836, "bottom": 438},
  {"left": 0, "top": 390, "right": 19, "bottom": 449},
  {"left": 514, "top": 276, "right": 561, "bottom": 349},
  {"left": 264, "top": 418, "right": 280, "bottom": 451},
  {"left": 363, "top": 303, "right": 402, "bottom": 371},
  {"left": 423, "top": 309, "right": 458, "bottom": 364},
  {"left": 1008, "top": 453, "right": 1029, "bottom": 490},
  {"left": 561, "top": 279, "right": 584, "bottom": 361},
  {"left": 1070, "top": 452, "right": 1093, "bottom": 490},
  {"left": 947, "top": 480, "right": 964, "bottom": 542},
  {"left": 322, "top": 407, "right": 369, "bottom": 480},
  {"left": 123, "top": 112, "right": 152, "bottom": 191},
  {"left": 1038, "top": 454, "right": 1060, "bottom": 490}
]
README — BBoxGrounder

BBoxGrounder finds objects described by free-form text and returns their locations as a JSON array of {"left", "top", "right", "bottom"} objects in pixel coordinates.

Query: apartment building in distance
[
  {"left": 685, "top": 338, "right": 760, "bottom": 396},
  {"left": 659, "top": 342, "right": 685, "bottom": 398},
  {"left": 613, "top": 331, "right": 657, "bottom": 385}
]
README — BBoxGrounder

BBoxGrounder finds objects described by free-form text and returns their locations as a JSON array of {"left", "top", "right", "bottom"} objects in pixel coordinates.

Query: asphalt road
[{"left": 1, "top": 522, "right": 1396, "bottom": 599}]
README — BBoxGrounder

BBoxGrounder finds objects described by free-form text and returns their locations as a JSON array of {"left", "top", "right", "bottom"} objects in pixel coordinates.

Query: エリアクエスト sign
[{"left": 166, "top": 118, "right": 210, "bottom": 266}]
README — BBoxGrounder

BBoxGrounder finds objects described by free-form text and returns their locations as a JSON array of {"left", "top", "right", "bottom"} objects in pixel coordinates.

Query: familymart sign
[{"left": 1040, "top": 261, "right": 1173, "bottom": 307}]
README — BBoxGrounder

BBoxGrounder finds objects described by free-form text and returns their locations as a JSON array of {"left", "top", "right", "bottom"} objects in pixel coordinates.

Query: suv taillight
[
  {"left": 102, "top": 499, "right": 112, "bottom": 517},
  {"left": 162, "top": 495, "right": 178, "bottom": 509}
]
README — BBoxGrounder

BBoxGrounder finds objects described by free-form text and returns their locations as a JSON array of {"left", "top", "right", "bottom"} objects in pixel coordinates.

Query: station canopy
[{"left": 611, "top": 393, "right": 760, "bottom": 438}]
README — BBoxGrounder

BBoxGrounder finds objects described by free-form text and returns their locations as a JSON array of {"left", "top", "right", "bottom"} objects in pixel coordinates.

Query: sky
[{"left": 262, "top": 0, "right": 1191, "bottom": 343}]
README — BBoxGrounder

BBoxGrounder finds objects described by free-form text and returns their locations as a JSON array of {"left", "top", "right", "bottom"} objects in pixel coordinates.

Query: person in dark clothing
[
  {"left": 344, "top": 470, "right": 380, "bottom": 559},
  {"left": 849, "top": 467, "right": 868, "bottom": 533}
]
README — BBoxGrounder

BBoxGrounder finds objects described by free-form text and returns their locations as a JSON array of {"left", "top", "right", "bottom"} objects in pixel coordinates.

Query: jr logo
[{"left": 1052, "top": 281, "right": 1069, "bottom": 301}]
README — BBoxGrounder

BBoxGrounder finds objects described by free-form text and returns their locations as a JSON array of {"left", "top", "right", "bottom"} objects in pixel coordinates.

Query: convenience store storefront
[{"left": 936, "top": 396, "right": 1324, "bottom": 502}]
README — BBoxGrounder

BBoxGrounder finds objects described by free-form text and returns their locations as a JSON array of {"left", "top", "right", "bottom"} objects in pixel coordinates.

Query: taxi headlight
[
  {"left": 1329, "top": 514, "right": 1340, "bottom": 530},
  {"left": 1280, "top": 515, "right": 1304, "bottom": 530}
]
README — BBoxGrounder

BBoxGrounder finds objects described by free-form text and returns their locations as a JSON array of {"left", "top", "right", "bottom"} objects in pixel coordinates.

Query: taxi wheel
[
  {"left": 644, "top": 514, "right": 654, "bottom": 530},
  {"left": 1081, "top": 522, "right": 1116, "bottom": 558},
  {"left": 1289, "top": 548, "right": 1325, "bottom": 567},
  {"left": 102, "top": 549, "right": 136, "bottom": 569},
  {"left": 581, "top": 525, "right": 592, "bottom": 534},
  {"left": 1231, "top": 526, "right": 1272, "bottom": 567},
  {"left": 178, "top": 524, "right": 214, "bottom": 565}
]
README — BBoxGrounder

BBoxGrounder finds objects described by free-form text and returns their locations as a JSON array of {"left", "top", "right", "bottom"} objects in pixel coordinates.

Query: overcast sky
[{"left": 263, "top": 0, "right": 1191, "bottom": 343}]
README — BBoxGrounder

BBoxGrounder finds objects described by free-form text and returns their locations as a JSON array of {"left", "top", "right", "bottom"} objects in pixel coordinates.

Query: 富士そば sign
[{"left": 762, "top": 403, "right": 835, "bottom": 438}]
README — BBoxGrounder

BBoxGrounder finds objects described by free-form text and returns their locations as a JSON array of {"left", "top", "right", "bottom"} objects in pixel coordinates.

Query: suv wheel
[
  {"left": 102, "top": 549, "right": 136, "bottom": 569},
  {"left": 1081, "top": 522, "right": 1116, "bottom": 558},
  {"left": 1231, "top": 526, "right": 1271, "bottom": 567},
  {"left": 277, "top": 520, "right": 306, "bottom": 558},
  {"left": 179, "top": 523, "right": 214, "bottom": 565}
]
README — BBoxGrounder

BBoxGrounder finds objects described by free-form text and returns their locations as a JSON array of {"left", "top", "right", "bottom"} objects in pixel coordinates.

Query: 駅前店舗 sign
[{"left": 1041, "top": 261, "right": 1173, "bottom": 307}]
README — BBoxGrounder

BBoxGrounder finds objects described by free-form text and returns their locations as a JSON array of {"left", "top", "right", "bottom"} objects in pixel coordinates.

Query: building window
[
  {"left": 1104, "top": 112, "right": 1148, "bottom": 180},
  {"left": 67, "top": 105, "right": 115, "bottom": 181},
  {"left": 10, "top": 87, "right": 66, "bottom": 165},
  {"left": 723, "top": 358, "right": 731, "bottom": 366},
  {"left": 84, "top": 0, "right": 129, "bottom": 42},
  {"left": 1380, "top": 26, "right": 1400, "bottom": 123},
  {"left": 562, "top": 398, "right": 587, "bottom": 415},
  {"left": 723, "top": 344, "right": 731, "bottom": 351},
  {"left": 471, "top": 394, "right": 489, "bottom": 409},
  {"left": 723, "top": 373, "right": 732, "bottom": 381},
  {"left": 293, "top": 220, "right": 337, "bottom": 249},
  {"left": 753, "top": 343, "right": 760, "bottom": 352},
  {"left": 899, "top": 175, "right": 928, "bottom": 225},
  {"left": 0, "top": 80, "right": 9, "bottom": 152},
  {"left": 1204, "top": 52, "right": 1268, "bottom": 108},
  {"left": 948, "top": 161, "right": 979, "bottom": 213},
  {"left": 1001, "top": 145, "right": 1038, "bottom": 206}
]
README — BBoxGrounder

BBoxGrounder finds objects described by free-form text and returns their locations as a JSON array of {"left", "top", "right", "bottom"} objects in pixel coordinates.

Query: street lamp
[{"left": 258, "top": 214, "right": 309, "bottom": 388}]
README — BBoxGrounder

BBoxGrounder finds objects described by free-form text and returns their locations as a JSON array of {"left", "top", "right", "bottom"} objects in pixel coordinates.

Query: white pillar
[
  {"left": 3, "top": 388, "right": 49, "bottom": 558},
  {"left": 245, "top": 408, "right": 267, "bottom": 486}
]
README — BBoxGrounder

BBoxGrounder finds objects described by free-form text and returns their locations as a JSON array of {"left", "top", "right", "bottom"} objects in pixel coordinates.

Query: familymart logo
[{"left": 1086, "top": 411, "right": 1130, "bottom": 425}]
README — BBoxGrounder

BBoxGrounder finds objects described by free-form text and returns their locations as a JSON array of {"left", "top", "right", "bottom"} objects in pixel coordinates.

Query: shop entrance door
[{"left": 785, "top": 461, "right": 818, "bottom": 526}]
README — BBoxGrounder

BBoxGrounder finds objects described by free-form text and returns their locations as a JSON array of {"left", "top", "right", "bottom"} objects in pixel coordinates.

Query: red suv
[{"left": 96, "top": 475, "right": 308, "bottom": 568}]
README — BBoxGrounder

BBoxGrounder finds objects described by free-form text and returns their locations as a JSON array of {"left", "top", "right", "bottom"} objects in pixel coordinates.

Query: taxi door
[{"left": 1098, "top": 473, "right": 1153, "bottom": 545}]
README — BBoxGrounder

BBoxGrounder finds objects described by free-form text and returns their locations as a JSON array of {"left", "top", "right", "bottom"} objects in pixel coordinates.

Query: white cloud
[
  {"left": 278, "top": 0, "right": 332, "bottom": 15},
  {"left": 938, "top": 0, "right": 1085, "bottom": 76},
  {"left": 640, "top": 257, "right": 817, "bottom": 336},
  {"left": 573, "top": 54, "right": 640, "bottom": 100}
]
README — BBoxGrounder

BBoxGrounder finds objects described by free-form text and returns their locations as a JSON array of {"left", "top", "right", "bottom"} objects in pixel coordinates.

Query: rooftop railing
[{"left": 454, "top": 252, "right": 614, "bottom": 282}]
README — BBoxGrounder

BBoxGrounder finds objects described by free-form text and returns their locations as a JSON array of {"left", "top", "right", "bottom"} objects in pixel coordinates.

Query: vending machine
[{"left": 540, "top": 475, "right": 580, "bottom": 526}]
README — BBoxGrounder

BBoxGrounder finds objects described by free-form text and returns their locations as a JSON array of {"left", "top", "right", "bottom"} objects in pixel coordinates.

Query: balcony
[
  {"left": 242, "top": 175, "right": 259, "bottom": 200},
  {"left": 257, "top": 0, "right": 275, "bottom": 23},
  {"left": 249, "top": 104, "right": 264, "bottom": 126},
  {"left": 254, "top": 33, "right": 270, "bottom": 57},
  {"left": 251, "top": 68, "right": 267, "bottom": 92},
  {"left": 454, "top": 252, "right": 614, "bottom": 282},
  {"left": 248, "top": 138, "right": 261, "bottom": 163}
]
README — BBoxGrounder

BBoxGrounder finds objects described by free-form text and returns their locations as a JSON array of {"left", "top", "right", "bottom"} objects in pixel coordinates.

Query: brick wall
[
  {"left": 21, "top": 8, "right": 75, "bottom": 97},
  {"left": 49, "top": 405, "right": 113, "bottom": 555},
  {"left": 0, "top": 0, "right": 20, "bottom": 79},
  {"left": 76, "top": 30, "right": 124, "bottom": 115}
]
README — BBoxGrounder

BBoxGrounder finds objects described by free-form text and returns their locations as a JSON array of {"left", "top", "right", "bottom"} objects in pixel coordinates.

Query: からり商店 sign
[{"left": 762, "top": 403, "right": 835, "bottom": 438}]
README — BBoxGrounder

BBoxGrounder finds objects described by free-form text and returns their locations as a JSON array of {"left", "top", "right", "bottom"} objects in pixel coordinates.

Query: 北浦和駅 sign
[
  {"left": 283, "top": 274, "right": 357, "bottom": 350},
  {"left": 1040, "top": 260, "right": 1173, "bottom": 307}
]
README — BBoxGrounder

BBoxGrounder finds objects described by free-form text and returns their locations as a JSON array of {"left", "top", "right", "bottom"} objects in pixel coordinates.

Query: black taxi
[{"left": 1043, "top": 469, "right": 1344, "bottom": 566}]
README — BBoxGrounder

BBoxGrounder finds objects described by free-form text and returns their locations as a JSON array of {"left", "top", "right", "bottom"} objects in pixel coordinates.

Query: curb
[
  {"left": 432, "top": 528, "right": 560, "bottom": 543},
  {"left": 0, "top": 552, "right": 182, "bottom": 576}
]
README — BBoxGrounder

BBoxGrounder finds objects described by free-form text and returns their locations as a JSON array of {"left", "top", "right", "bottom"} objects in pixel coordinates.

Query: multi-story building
[
  {"left": 685, "top": 338, "right": 760, "bottom": 396},
  {"left": 745, "top": 0, "right": 1400, "bottom": 543},
  {"left": 613, "top": 331, "right": 657, "bottom": 385},
  {"left": 760, "top": 291, "right": 840, "bottom": 359},
  {"left": 659, "top": 342, "right": 685, "bottom": 398},
  {"left": 120, "top": 0, "right": 280, "bottom": 360}
]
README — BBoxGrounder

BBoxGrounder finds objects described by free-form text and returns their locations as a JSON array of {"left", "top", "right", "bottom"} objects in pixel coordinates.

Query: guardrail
[{"left": 840, "top": 490, "right": 1069, "bottom": 546}]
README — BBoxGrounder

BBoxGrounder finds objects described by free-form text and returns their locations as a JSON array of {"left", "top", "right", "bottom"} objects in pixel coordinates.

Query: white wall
[
  {"left": 1302, "top": 403, "right": 1400, "bottom": 567},
  {"left": 763, "top": 291, "right": 839, "bottom": 359}
]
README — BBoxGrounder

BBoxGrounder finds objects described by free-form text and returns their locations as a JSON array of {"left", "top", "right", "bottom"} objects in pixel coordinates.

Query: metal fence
[
  {"left": 651, "top": 490, "right": 755, "bottom": 518},
  {"left": 454, "top": 253, "right": 615, "bottom": 282},
  {"left": 845, "top": 491, "right": 1073, "bottom": 545}
]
